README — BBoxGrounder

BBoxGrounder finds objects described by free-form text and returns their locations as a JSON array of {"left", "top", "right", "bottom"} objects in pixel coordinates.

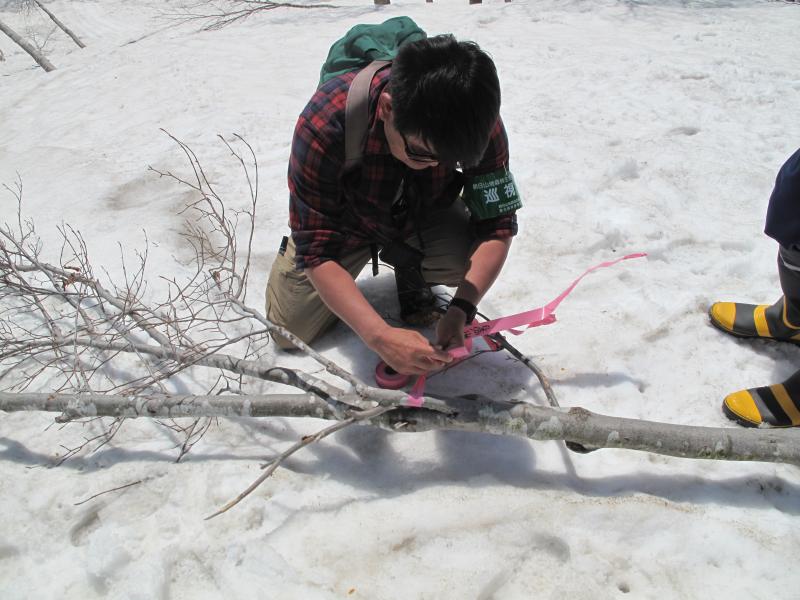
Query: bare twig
[
  {"left": 168, "top": 1, "right": 338, "bottom": 31},
  {"left": 74, "top": 480, "right": 142, "bottom": 506},
  {"left": 205, "top": 404, "right": 393, "bottom": 519}
]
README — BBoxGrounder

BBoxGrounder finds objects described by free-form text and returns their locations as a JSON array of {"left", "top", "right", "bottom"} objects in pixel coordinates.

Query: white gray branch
[
  {"left": 32, "top": 0, "right": 86, "bottom": 48},
  {"left": 0, "top": 17, "right": 56, "bottom": 71},
  {"left": 2, "top": 391, "right": 798, "bottom": 467}
]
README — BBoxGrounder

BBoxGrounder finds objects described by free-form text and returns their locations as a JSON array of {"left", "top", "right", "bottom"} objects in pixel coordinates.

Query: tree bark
[
  {"left": 4, "top": 391, "right": 798, "bottom": 467},
  {"left": 0, "top": 18, "right": 56, "bottom": 71},
  {"left": 32, "top": 0, "right": 86, "bottom": 49}
]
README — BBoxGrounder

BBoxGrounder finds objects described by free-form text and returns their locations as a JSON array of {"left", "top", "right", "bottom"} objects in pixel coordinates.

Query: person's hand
[
  {"left": 435, "top": 306, "right": 467, "bottom": 351},
  {"left": 368, "top": 326, "right": 452, "bottom": 375}
]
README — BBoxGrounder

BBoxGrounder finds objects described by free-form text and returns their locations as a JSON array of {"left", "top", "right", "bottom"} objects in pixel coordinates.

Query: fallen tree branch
[
  {"left": 32, "top": 0, "right": 85, "bottom": 49},
  {"left": 3, "top": 391, "right": 798, "bottom": 467},
  {"left": 3, "top": 133, "right": 796, "bottom": 520},
  {"left": 0, "top": 17, "right": 55, "bottom": 71}
]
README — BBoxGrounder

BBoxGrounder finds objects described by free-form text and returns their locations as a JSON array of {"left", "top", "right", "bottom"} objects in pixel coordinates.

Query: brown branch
[{"left": 74, "top": 480, "right": 142, "bottom": 506}]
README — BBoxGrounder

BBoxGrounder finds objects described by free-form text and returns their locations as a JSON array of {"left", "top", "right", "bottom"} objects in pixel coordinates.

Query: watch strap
[{"left": 449, "top": 297, "right": 478, "bottom": 322}]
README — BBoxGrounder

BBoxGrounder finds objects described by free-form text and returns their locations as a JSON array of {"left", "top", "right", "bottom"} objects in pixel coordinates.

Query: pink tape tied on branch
[{"left": 405, "top": 252, "right": 647, "bottom": 407}]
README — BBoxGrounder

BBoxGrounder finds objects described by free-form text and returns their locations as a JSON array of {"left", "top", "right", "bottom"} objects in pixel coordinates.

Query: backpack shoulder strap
[{"left": 343, "top": 60, "right": 391, "bottom": 172}]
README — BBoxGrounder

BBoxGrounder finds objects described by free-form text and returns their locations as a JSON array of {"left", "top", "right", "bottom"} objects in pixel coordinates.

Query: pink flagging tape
[
  {"left": 405, "top": 252, "right": 647, "bottom": 407},
  {"left": 375, "top": 361, "right": 412, "bottom": 389},
  {"left": 406, "top": 374, "right": 427, "bottom": 407},
  {"left": 460, "top": 253, "right": 647, "bottom": 340}
]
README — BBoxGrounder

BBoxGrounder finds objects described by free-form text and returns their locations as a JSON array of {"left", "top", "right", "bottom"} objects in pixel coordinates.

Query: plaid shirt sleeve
[
  {"left": 463, "top": 117, "right": 519, "bottom": 240},
  {"left": 288, "top": 79, "right": 349, "bottom": 270}
]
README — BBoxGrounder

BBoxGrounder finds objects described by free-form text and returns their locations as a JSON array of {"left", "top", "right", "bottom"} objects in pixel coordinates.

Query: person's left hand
[{"left": 435, "top": 306, "right": 468, "bottom": 351}]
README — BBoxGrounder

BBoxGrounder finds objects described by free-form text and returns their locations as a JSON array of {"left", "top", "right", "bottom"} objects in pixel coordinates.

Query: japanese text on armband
[{"left": 462, "top": 169, "right": 522, "bottom": 220}]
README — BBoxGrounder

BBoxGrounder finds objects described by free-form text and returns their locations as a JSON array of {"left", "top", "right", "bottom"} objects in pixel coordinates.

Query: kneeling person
[{"left": 266, "top": 35, "right": 521, "bottom": 376}]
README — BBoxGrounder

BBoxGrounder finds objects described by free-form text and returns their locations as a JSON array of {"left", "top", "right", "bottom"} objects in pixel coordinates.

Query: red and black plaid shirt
[{"left": 288, "top": 66, "right": 518, "bottom": 270}]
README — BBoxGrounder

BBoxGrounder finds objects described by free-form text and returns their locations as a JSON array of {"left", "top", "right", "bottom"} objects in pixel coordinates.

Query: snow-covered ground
[{"left": 1, "top": 0, "right": 799, "bottom": 598}]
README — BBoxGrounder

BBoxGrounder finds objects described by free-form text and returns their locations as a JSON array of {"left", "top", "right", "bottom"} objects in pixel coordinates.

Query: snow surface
[{"left": 1, "top": 0, "right": 799, "bottom": 598}]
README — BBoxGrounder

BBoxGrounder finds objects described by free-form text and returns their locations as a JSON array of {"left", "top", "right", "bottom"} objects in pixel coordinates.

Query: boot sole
[
  {"left": 721, "top": 401, "right": 759, "bottom": 428},
  {"left": 722, "top": 401, "right": 796, "bottom": 428}
]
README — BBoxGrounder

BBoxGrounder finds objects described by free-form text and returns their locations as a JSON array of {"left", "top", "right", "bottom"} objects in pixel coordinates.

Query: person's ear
[{"left": 377, "top": 91, "right": 393, "bottom": 121}]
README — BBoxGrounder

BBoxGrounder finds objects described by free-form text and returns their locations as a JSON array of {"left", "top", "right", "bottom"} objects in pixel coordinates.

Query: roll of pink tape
[{"left": 375, "top": 361, "right": 411, "bottom": 389}]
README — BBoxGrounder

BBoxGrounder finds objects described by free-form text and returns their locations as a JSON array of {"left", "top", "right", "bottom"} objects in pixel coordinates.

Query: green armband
[{"left": 462, "top": 169, "right": 522, "bottom": 221}]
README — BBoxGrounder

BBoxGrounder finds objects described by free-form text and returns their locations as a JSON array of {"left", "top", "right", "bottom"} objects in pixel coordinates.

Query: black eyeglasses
[{"left": 401, "top": 133, "right": 439, "bottom": 164}]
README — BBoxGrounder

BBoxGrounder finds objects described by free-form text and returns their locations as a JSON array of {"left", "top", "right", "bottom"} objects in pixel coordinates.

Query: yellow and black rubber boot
[
  {"left": 723, "top": 368, "right": 800, "bottom": 427},
  {"left": 709, "top": 246, "right": 800, "bottom": 342}
]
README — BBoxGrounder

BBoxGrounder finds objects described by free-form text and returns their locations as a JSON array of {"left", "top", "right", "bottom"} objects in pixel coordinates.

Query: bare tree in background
[
  {"left": 174, "top": 1, "right": 337, "bottom": 30},
  {"left": 162, "top": 0, "right": 519, "bottom": 32},
  {"left": 0, "top": 0, "right": 83, "bottom": 72},
  {"left": 32, "top": 0, "right": 85, "bottom": 48},
  {"left": 1, "top": 133, "right": 798, "bottom": 516},
  {"left": 23, "top": 20, "right": 54, "bottom": 55},
  {"left": 376, "top": 1, "right": 504, "bottom": 4},
  {"left": 0, "top": 16, "right": 54, "bottom": 70}
]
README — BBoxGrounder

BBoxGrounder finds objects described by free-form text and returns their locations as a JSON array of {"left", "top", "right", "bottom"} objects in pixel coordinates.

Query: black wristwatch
[{"left": 448, "top": 297, "right": 478, "bottom": 322}]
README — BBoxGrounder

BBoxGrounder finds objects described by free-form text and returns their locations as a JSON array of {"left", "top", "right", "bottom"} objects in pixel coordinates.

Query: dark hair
[{"left": 391, "top": 34, "right": 501, "bottom": 167}]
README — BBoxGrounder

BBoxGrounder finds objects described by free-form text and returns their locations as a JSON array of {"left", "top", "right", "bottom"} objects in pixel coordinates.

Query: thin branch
[
  {"left": 206, "top": 404, "right": 393, "bottom": 519},
  {"left": 74, "top": 480, "right": 142, "bottom": 506},
  {"left": 170, "top": 1, "right": 338, "bottom": 31},
  {"left": 488, "top": 331, "right": 592, "bottom": 454}
]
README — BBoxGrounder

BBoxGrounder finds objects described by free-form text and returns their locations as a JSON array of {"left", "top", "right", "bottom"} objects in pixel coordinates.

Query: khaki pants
[{"left": 265, "top": 201, "right": 475, "bottom": 348}]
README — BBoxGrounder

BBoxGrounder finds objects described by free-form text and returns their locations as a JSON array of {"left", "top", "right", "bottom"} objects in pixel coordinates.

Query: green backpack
[
  {"left": 318, "top": 16, "right": 427, "bottom": 172},
  {"left": 318, "top": 16, "right": 426, "bottom": 87}
]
